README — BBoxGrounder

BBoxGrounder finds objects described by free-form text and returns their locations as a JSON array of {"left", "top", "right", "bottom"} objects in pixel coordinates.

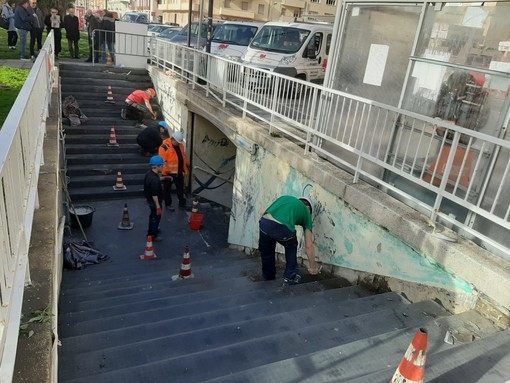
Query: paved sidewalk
[{"left": 0, "top": 59, "right": 34, "bottom": 69}]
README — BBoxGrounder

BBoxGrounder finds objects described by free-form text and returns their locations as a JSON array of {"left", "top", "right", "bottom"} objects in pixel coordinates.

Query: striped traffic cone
[
  {"left": 139, "top": 235, "right": 157, "bottom": 260},
  {"left": 107, "top": 124, "right": 119, "bottom": 147},
  {"left": 118, "top": 203, "right": 134, "bottom": 230},
  {"left": 178, "top": 246, "right": 193, "bottom": 279},
  {"left": 390, "top": 328, "right": 428, "bottom": 383},
  {"left": 105, "top": 84, "right": 115, "bottom": 104},
  {"left": 113, "top": 171, "right": 127, "bottom": 191}
]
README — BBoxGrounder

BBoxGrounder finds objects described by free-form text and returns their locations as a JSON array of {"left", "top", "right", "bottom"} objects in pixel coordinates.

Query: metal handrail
[
  {"left": 0, "top": 32, "right": 55, "bottom": 382},
  {"left": 150, "top": 39, "right": 510, "bottom": 259}
]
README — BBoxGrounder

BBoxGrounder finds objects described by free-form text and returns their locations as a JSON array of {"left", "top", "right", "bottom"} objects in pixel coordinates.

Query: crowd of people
[{"left": 1, "top": 1, "right": 116, "bottom": 63}]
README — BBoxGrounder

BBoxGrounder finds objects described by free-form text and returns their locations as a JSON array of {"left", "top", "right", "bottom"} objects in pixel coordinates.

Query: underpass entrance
[{"left": 190, "top": 114, "right": 236, "bottom": 208}]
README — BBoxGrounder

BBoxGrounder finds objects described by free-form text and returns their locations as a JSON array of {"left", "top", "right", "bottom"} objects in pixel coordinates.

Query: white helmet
[
  {"left": 171, "top": 131, "right": 184, "bottom": 144},
  {"left": 298, "top": 197, "right": 313, "bottom": 214}
]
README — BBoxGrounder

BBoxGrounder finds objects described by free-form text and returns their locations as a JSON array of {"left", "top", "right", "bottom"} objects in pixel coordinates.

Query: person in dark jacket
[
  {"left": 44, "top": 7, "right": 61, "bottom": 58},
  {"left": 28, "top": 0, "right": 44, "bottom": 59},
  {"left": 14, "top": 0, "right": 33, "bottom": 60},
  {"left": 2, "top": 0, "right": 17, "bottom": 50},
  {"left": 144, "top": 155, "right": 165, "bottom": 242},
  {"left": 137, "top": 121, "right": 169, "bottom": 156},
  {"left": 100, "top": 11, "right": 115, "bottom": 63},
  {"left": 85, "top": 11, "right": 101, "bottom": 62},
  {"left": 63, "top": 6, "right": 80, "bottom": 58}
]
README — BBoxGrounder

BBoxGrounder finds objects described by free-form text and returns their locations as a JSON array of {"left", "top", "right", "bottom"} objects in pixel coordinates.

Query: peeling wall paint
[{"left": 229, "top": 145, "right": 473, "bottom": 295}]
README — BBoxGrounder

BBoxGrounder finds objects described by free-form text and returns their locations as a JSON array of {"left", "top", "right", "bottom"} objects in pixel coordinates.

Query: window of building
[
  {"left": 242, "top": 1, "right": 249, "bottom": 10},
  {"left": 293, "top": 9, "right": 301, "bottom": 18},
  {"left": 310, "top": 0, "right": 320, "bottom": 3},
  {"left": 258, "top": 4, "right": 265, "bottom": 14},
  {"left": 326, "top": 0, "right": 336, "bottom": 5}
]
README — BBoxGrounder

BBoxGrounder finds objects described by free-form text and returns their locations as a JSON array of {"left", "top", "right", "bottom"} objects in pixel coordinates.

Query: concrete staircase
[
  {"left": 60, "top": 63, "right": 159, "bottom": 201},
  {"left": 57, "top": 198, "right": 509, "bottom": 383}
]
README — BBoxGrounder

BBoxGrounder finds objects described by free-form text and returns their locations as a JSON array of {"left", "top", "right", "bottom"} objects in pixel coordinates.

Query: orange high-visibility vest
[{"left": 159, "top": 138, "right": 189, "bottom": 176}]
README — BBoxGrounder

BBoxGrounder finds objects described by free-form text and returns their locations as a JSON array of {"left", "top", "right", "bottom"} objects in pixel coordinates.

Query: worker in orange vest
[{"left": 159, "top": 131, "right": 189, "bottom": 211}]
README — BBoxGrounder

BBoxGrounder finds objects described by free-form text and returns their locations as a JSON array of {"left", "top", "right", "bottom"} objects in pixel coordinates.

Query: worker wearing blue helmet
[
  {"left": 144, "top": 155, "right": 165, "bottom": 241},
  {"left": 136, "top": 121, "right": 169, "bottom": 156}
]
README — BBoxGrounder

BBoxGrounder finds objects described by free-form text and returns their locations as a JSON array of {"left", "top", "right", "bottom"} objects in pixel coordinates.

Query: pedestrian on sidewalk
[
  {"left": 63, "top": 6, "right": 80, "bottom": 59},
  {"left": 100, "top": 10, "right": 115, "bottom": 63},
  {"left": 28, "top": 0, "right": 44, "bottom": 59},
  {"left": 158, "top": 131, "right": 189, "bottom": 211},
  {"left": 136, "top": 121, "right": 169, "bottom": 156},
  {"left": 144, "top": 155, "right": 165, "bottom": 242},
  {"left": 2, "top": 0, "right": 17, "bottom": 50},
  {"left": 44, "top": 7, "right": 61, "bottom": 58},
  {"left": 14, "top": 0, "right": 33, "bottom": 60},
  {"left": 258, "top": 196, "right": 320, "bottom": 285},
  {"left": 121, "top": 88, "right": 157, "bottom": 122}
]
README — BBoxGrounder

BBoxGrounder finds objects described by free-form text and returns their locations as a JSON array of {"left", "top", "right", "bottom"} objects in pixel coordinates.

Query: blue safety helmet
[
  {"left": 149, "top": 155, "right": 165, "bottom": 166},
  {"left": 158, "top": 121, "right": 169, "bottom": 130}
]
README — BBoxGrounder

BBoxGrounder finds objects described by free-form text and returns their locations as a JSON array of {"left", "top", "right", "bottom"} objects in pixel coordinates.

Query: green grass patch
[{"left": 0, "top": 67, "right": 30, "bottom": 128}]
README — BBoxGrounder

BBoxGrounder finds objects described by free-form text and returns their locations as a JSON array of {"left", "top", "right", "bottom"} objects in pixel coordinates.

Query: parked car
[
  {"left": 241, "top": 22, "right": 333, "bottom": 84},
  {"left": 169, "top": 21, "right": 223, "bottom": 49},
  {"left": 120, "top": 12, "right": 149, "bottom": 24},
  {"left": 149, "top": 26, "right": 182, "bottom": 53},
  {"left": 208, "top": 21, "right": 264, "bottom": 60}
]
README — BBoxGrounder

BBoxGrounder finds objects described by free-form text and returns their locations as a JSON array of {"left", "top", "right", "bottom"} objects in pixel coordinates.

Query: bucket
[
  {"left": 189, "top": 213, "right": 204, "bottom": 231},
  {"left": 69, "top": 205, "right": 96, "bottom": 229}
]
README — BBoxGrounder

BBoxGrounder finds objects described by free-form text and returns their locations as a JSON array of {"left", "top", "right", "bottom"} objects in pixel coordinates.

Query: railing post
[{"left": 269, "top": 75, "right": 280, "bottom": 136}]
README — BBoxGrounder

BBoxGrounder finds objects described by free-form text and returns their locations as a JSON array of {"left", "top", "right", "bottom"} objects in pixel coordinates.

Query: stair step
[
  {"left": 68, "top": 186, "right": 144, "bottom": 201},
  {"left": 203, "top": 310, "right": 505, "bottom": 383},
  {"left": 64, "top": 135, "right": 139, "bottom": 144},
  {"left": 66, "top": 144, "right": 140, "bottom": 154},
  {"left": 59, "top": 284, "right": 372, "bottom": 337},
  {"left": 66, "top": 153, "right": 148, "bottom": 165},
  {"left": 66, "top": 163, "right": 149, "bottom": 176},
  {"left": 60, "top": 300, "right": 447, "bottom": 383}
]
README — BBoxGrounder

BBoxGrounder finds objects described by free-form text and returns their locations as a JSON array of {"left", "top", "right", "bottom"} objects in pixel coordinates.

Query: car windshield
[
  {"left": 211, "top": 24, "right": 259, "bottom": 46},
  {"left": 159, "top": 28, "right": 181, "bottom": 40},
  {"left": 148, "top": 24, "right": 162, "bottom": 32},
  {"left": 120, "top": 14, "right": 138, "bottom": 23},
  {"left": 250, "top": 26, "right": 309, "bottom": 54}
]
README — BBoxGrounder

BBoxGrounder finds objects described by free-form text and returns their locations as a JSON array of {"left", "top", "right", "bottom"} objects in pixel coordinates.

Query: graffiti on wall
[{"left": 229, "top": 145, "right": 473, "bottom": 294}]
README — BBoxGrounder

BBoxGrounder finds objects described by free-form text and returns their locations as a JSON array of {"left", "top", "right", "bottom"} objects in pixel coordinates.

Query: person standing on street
[
  {"left": 14, "top": 0, "right": 33, "bottom": 60},
  {"left": 2, "top": 0, "right": 17, "bottom": 50},
  {"left": 144, "top": 155, "right": 165, "bottom": 242},
  {"left": 44, "top": 7, "right": 61, "bottom": 58},
  {"left": 28, "top": 0, "right": 44, "bottom": 59},
  {"left": 258, "top": 196, "right": 320, "bottom": 285},
  {"left": 63, "top": 6, "right": 80, "bottom": 58},
  {"left": 158, "top": 131, "right": 189, "bottom": 211}
]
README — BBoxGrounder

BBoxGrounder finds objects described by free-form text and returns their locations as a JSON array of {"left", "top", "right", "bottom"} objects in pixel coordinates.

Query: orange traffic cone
[
  {"left": 390, "top": 328, "right": 428, "bottom": 383},
  {"left": 118, "top": 203, "right": 134, "bottom": 230},
  {"left": 139, "top": 235, "right": 157, "bottom": 260},
  {"left": 178, "top": 246, "right": 193, "bottom": 279},
  {"left": 105, "top": 84, "right": 115, "bottom": 104},
  {"left": 107, "top": 124, "right": 119, "bottom": 147},
  {"left": 191, "top": 199, "right": 200, "bottom": 213},
  {"left": 113, "top": 171, "right": 127, "bottom": 191},
  {"left": 106, "top": 53, "right": 113, "bottom": 67}
]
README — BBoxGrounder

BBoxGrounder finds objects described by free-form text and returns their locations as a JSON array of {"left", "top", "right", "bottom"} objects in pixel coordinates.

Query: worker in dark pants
[
  {"left": 258, "top": 196, "right": 319, "bottom": 285},
  {"left": 144, "top": 155, "right": 165, "bottom": 242},
  {"left": 136, "top": 121, "right": 169, "bottom": 156},
  {"left": 159, "top": 131, "right": 189, "bottom": 212}
]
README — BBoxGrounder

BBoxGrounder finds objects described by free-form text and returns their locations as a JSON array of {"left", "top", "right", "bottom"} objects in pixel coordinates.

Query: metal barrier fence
[
  {"left": 91, "top": 29, "right": 150, "bottom": 64},
  {"left": 0, "top": 33, "right": 55, "bottom": 381},
  {"left": 150, "top": 40, "right": 510, "bottom": 259}
]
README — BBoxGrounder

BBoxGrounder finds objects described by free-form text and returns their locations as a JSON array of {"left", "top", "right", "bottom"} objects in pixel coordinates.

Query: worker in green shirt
[{"left": 258, "top": 195, "right": 320, "bottom": 285}]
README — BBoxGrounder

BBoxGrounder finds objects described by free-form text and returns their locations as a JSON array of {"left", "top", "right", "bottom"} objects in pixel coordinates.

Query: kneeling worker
[
  {"left": 136, "top": 121, "right": 169, "bottom": 156},
  {"left": 259, "top": 196, "right": 319, "bottom": 285},
  {"left": 121, "top": 87, "right": 157, "bottom": 122}
]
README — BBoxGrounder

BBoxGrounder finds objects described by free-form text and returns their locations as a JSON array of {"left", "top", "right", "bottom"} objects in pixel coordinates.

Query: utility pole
[{"left": 205, "top": 0, "right": 212, "bottom": 53}]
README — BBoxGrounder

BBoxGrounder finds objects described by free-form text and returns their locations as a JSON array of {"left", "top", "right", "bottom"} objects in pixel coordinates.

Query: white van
[
  {"left": 208, "top": 21, "right": 264, "bottom": 60},
  {"left": 241, "top": 22, "right": 333, "bottom": 84}
]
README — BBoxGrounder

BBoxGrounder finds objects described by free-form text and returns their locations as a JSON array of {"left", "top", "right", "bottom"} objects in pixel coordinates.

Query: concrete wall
[{"left": 148, "top": 66, "right": 510, "bottom": 315}]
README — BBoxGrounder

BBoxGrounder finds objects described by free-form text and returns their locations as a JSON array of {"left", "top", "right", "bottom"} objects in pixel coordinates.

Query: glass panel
[
  {"left": 402, "top": 64, "right": 509, "bottom": 139},
  {"left": 416, "top": 3, "right": 510, "bottom": 70},
  {"left": 331, "top": 5, "right": 421, "bottom": 106}
]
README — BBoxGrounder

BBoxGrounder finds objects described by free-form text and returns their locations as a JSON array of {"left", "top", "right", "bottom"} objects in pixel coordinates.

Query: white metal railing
[
  {"left": 0, "top": 32, "right": 55, "bottom": 382},
  {"left": 150, "top": 40, "right": 510, "bottom": 259}
]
